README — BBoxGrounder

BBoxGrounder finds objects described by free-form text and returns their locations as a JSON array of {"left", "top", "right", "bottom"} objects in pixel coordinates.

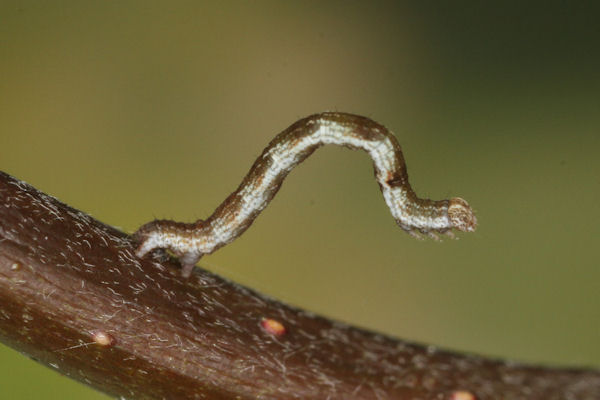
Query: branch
[{"left": 0, "top": 170, "right": 597, "bottom": 400}]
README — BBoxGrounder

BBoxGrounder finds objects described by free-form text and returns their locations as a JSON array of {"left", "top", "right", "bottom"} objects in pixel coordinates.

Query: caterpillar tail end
[
  {"left": 132, "top": 220, "right": 204, "bottom": 278},
  {"left": 132, "top": 221, "right": 162, "bottom": 259}
]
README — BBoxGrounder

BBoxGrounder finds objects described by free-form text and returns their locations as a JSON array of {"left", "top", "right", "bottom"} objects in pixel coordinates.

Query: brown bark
[{"left": 0, "top": 170, "right": 597, "bottom": 400}]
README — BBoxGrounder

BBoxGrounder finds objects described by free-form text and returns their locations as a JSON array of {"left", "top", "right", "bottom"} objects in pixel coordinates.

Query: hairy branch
[{"left": 0, "top": 170, "right": 597, "bottom": 399}]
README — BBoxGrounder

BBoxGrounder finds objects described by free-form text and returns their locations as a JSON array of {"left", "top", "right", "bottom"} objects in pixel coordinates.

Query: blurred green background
[{"left": 1, "top": 1, "right": 598, "bottom": 398}]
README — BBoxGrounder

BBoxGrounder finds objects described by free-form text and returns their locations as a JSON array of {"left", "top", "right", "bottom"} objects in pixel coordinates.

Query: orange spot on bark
[
  {"left": 92, "top": 331, "right": 116, "bottom": 347},
  {"left": 261, "top": 318, "right": 286, "bottom": 336},
  {"left": 450, "top": 390, "right": 476, "bottom": 400}
]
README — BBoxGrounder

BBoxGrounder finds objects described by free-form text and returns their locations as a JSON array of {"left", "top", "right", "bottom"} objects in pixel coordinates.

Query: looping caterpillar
[{"left": 134, "top": 112, "right": 477, "bottom": 277}]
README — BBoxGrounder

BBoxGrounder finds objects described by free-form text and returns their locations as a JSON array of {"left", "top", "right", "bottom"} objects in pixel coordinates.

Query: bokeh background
[{"left": 1, "top": 2, "right": 599, "bottom": 398}]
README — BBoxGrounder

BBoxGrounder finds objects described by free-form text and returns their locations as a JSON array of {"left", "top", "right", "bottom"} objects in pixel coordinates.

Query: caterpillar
[{"left": 134, "top": 112, "right": 477, "bottom": 277}]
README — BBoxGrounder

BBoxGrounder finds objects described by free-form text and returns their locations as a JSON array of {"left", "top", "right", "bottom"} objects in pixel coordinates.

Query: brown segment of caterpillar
[{"left": 133, "top": 112, "right": 477, "bottom": 277}]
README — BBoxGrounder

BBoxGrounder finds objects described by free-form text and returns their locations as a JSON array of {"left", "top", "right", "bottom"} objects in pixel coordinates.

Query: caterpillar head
[{"left": 447, "top": 197, "right": 477, "bottom": 232}]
